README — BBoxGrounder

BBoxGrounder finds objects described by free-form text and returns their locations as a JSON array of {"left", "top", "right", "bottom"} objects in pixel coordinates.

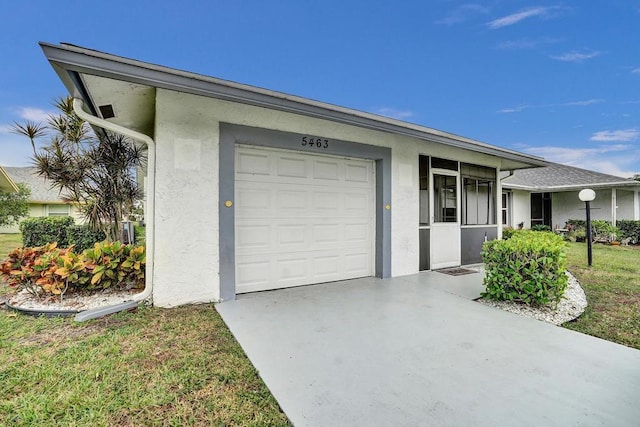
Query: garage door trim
[{"left": 219, "top": 123, "right": 391, "bottom": 301}]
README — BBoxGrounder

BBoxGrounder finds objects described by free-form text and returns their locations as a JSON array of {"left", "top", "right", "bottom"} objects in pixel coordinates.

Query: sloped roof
[
  {"left": 40, "top": 42, "right": 549, "bottom": 171},
  {"left": 1, "top": 166, "right": 69, "bottom": 203},
  {"left": 502, "top": 163, "right": 640, "bottom": 191}
]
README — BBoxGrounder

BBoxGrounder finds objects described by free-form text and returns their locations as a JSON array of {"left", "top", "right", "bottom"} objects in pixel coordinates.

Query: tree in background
[
  {"left": 10, "top": 97, "right": 145, "bottom": 242},
  {"left": 0, "top": 184, "right": 30, "bottom": 228}
]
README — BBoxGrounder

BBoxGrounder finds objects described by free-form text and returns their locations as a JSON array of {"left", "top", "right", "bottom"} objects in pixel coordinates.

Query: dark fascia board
[{"left": 40, "top": 42, "right": 548, "bottom": 169}]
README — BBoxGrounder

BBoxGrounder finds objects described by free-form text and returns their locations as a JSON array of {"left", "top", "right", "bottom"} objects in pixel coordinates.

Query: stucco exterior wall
[
  {"left": 0, "top": 203, "right": 83, "bottom": 234},
  {"left": 552, "top": 190, "right": 614, "bottom": 227},
  {"left": 152, "top": 88, "right": 503, "bottom": 306},
  {"left": 616, "top": 189, "right": 635, "bottom": 221},
  {"left": 510, "top": 190, "right": 530, "bottom": 229}
]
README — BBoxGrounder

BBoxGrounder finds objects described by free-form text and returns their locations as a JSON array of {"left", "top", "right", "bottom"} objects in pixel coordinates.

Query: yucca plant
[{"left": 11, "top": 96, "right": 145, "bottom": 242}]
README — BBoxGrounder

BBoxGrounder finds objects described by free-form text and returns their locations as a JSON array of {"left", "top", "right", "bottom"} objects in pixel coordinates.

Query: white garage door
[{"left": 235, "top": 145, "right": 375, "bottom": 293}]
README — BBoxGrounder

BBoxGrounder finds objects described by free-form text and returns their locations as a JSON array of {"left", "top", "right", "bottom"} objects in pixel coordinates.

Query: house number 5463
[{"left": 301, "top": 136, "right": 329, "bottom": 149}]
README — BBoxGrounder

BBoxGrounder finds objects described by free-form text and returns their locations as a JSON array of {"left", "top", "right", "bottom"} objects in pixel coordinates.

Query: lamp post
[{"left": 579, "top": 189, "right": 596, "bottom": 266}]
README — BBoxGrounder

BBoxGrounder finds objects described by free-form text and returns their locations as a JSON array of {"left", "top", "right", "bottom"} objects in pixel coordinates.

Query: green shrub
[
  {"left": 481, "top": 230, "right": 568, "bottom": 307},
  {"left": 531, "top": 224, "right": 552, "bottom": 232},
  {"left": 617, "top": 220, "right": 640, "bottom": 244},
  {"left": 0, "top": 241, "right": 145, "bottom": 299},
  {"left": 83, "top": 241, "right": 145, "bottom": 290},
  {"left": 502, "top": 227, "right": 516, "bottom": 240},
  {"left": 20, "top": 216, "right": 75, "bottom": 247},
  {"left": 68, "top": 225, "right": 106, "bottom": 253},
  {"left": 134, "top": 225, "right": 145, "bottom": 245},
  {"left": 566, "top": 219, "right": 586, "bottom": 229}
]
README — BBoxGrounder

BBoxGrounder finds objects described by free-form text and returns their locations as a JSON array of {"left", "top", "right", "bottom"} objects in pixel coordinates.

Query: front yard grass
[
  {"left": 564, "top": 242, "right": 640, "bottom": 350},
  {"left": 0, "top": 301, "right": 290, "bottom": 426}
]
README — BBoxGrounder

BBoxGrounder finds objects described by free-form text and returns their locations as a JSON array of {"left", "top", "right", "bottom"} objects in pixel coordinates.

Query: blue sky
[{"left": 1, "top": 1, "right": 639, "bottom": 177}]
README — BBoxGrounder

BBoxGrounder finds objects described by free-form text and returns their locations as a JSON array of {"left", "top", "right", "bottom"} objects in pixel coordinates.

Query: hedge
[
  {"left": 481, "top": 230, "right": 568, "bottom": 307},
  {"left": 566, "top": 218, "right": 640, "bottom": 243},
  {"left": 19, "top": 217, "right": 107, "bottom": 252},
  {"left": 20, "top": 216, "right": 75, "bottom": 248}
]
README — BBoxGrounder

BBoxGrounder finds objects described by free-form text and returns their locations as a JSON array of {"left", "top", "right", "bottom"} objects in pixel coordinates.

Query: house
[
  {"left": 0, "top": 166, "right": 84, "bottom": 233},
  {"left": 501, "top": 163, "right": 640, "bottom": 230},
  {"left": 40, "top": 42, "right": 548, "bottom": 307}
]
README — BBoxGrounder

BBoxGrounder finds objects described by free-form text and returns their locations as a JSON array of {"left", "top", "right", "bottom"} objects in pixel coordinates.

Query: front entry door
[{"left": 430, "top": 170, "right": 461, "bottom": 269}]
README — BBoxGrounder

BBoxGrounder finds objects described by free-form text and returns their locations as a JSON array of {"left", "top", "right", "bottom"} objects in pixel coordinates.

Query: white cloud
[
  {"left": 436, "top": 4, "right": 489, "bottom": 25},
  {"left": 488, "top": 7, "right": 551, "bottom": 29},
  {"left": 550, "top": 51, "right": 601, "bottom": 62},
  {"left": 15, "top": 107, "right": 53, "bottom": 122},
  {"left": 590, "top": 129, "right": 639, "bottom": 142},
  {"left": 498, "top": 99, "right": 602, "bottom": 113},
  {"left": 562, "top": 99, "right": 603, "bottom": 106},
  {"left": 521, "top": 144, "right": 639, "bottom": 177},
  {"left": 632, "top": 68, "right": 640, "bottom": 74},
  {"left": 497, "top": 105, "right": 529, "bottom": 113},
  {"left": 374, "top": 107, "right": 415, "bottom": 120}
]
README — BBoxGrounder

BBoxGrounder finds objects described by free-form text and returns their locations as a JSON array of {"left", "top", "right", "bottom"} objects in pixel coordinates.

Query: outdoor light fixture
[{"left": 579, "top": 189, "right": 596, "bottom": 266}]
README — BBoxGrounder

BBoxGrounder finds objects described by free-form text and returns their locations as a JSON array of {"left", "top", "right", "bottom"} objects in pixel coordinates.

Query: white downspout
[{"left": 72, "top": 98, "right": 155, "bottom": 321}]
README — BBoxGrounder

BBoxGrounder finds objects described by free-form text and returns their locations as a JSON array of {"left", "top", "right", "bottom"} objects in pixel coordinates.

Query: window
[
  {"left": 431, "top": 157, "right": 458, "bottom": 171},
  {"left": 501, "top": 192, "right": 511, "bottom": 226},
  {"left": 47, "top": 204, "right": 70, "bottom": 217},
  {"left": 419, "top": 156, "right": 429, "bottom": 225},
  {"left": 461, "top": 164, "right": 496, "bottom": 225},
  {"left": 531, "top": 192, "right": 551, "bottom": 226},
  {"left": 433, "top": 174, "right": 457, "bottom": 222}
]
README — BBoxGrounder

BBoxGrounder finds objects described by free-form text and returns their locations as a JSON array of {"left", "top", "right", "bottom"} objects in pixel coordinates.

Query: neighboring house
[
  {"left": 40, "top": 42, "right": 549, "bottom": 307},
  {"left": 501, "top": 163, "right": 640, "bottom": 230},
  {"left": 0, "top": 166, "right": 83, "bottom": 233}
]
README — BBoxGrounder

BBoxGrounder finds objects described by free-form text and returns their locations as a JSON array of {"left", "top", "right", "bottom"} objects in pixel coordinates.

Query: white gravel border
[
  {"left": 7, "top": 288, "right": 136, "bottom": 312},
  {"left": 477, "top": 271, "right": 587, "bottom": 325}
]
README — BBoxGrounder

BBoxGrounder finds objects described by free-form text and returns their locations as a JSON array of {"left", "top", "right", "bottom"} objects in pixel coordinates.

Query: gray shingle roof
[
  {"left": 1, "top": 166, "right": 68, "bottom": 203},
  {"left": 502, "top": 163, "right": 639, "bottom": 190}
]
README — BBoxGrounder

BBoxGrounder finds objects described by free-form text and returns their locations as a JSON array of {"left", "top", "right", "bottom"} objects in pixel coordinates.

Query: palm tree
[{"left": 10, "top": 120, "right": 47, "bottom": 154}]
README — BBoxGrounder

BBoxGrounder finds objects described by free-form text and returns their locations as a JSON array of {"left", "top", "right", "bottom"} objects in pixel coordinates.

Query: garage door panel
[
  {"left": 344, "top": 252, "right": 371, "bottom": 274},
  {"left": 277, "top": 225, "right": 307, "bottom": 246},
  {"left": 277, "top": 156, "right": 308, "bottom": 178},
  {"left": 278, "top": 190, "right": 308, "bottom": 210},
  {"left": 236, "top": 225, "right": 271, "bottom": 250},
  {"left": 235, "top": 146, "right": 374, "bottom": 294},
  {"left": 313, "top": 160, "right": 341, "bottom": 180},
  {"left": 237, "top": 151, "right": 271, "bottom": 175},
  {"left": 345, "top": 163, "right": 371, "bottom": 183}
]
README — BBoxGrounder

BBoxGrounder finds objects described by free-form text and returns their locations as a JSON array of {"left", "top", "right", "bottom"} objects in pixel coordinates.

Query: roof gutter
[
  {"left": 71, "top": 98, "right": 156, "bottom": 322},
  {"left": 503, "top": 180, "right": 640, "bottom": 192},
  {"left": 0, "top": 167, "right": 19, "bottom": 192}
]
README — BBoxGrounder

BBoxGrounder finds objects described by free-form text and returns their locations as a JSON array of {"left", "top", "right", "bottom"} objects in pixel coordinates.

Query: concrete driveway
[{"left": 216, "top": 271, "right": 640, "bottom": 426}]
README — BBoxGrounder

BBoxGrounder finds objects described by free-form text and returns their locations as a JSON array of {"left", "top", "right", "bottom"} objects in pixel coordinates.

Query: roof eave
[
  {"left": 503, "top": 181, "right": 640, "bottom": 192},
  {"left": 39, "top": 42, "right": 548, "bottom": 169}
]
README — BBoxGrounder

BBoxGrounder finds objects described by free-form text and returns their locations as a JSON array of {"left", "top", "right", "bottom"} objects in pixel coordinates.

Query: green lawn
[
  {"left": 564, "top": 242, "right": 640, "bottom": 350},
  {"left": 1, "top": 235, "right": 638, "bottom": 424},
  {"left": 0, "top": 233, "right": 21, "bottom": 257},
  {"left": 0, "top": 304, "right": 291, "bottom": 426},
  {"left": 0, "top": 233, "right": 290, "bottom": 426}
]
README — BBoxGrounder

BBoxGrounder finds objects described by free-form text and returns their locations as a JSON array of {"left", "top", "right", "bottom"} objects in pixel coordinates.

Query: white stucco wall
[
  {"left": 152, "top": 88, "right": 503, "bottom": 306},
  {"left": 616, "top": 189, "right": 635, "bottom": 221},
  {"left": 552, "top": 190, "right": 615, "bottom": 227},
  {"left": 510, "top": 190, "right": 530, "bottom": 229},
  {"left": 0, "top": 203, "right": 83, "bottom": 234}
]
